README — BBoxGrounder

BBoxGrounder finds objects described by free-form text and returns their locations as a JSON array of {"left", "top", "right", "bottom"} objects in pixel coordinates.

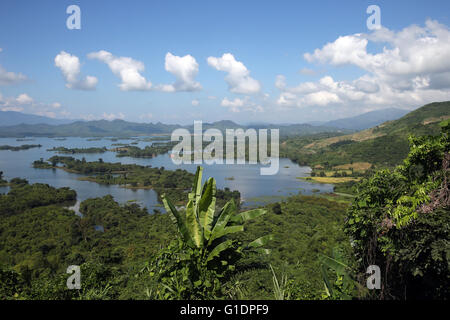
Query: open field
[
  {"left": 332, "top": 162, "right": 372, "bottom": 172},
  {"left": 298, "top": 176, "right": 360, "bottom": 184}
]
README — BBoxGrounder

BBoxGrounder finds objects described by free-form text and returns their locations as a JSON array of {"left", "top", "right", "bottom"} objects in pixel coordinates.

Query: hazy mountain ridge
[
  {"left": 0, "top": 104, "right": 443, "bottom": 138},
  {"left": 0, "top": 110, "right": 76, "bottom": 126},
  {"left": 322, "top": 108, "right": 409, "bottom": 130},
  {"left": 0, "top": 117, "right": 348, "bottom": 138}
]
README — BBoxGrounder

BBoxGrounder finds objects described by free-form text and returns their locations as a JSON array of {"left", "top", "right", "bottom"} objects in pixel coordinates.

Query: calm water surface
[{"left": 0, "top": 137, "right": 333, "bottom": 211}]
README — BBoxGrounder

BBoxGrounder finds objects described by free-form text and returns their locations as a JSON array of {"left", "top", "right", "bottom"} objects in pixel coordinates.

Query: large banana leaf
[
  {"left": 198, "top": 178, "right": 216, "bottom": 240},
  {"left": 189, "top": 166, "right": 203, "bottom": 204},
  {"left": 247, "top": 234, "right": 273, "bottom": 249},
  {"left": 208, "top": 200, "right": 236, "bottom": 245},
  {"left": 206, "top": 239, "right": 234, "bottom": 262},
  {"left": 321, "top": 264, "right": 333, "bottom": 297},
  {"left": 231, "top": 208, "right": 267, "bottom": 223},
  {"left": 319, "top": 252, "right": 361, "bottom": 299},
  {"left": 318, "top": 253, "right": 351, "bottom": 276},
  {"left": 185, "top": 199, "right": 203, "bottom": 248},
  {"left": 253, "top": 248, "right": 271, "bottom": 255},
  {"left": 209, "top": 225, "right": 244, "bottom": 242},
  {"left": 162, "top": 195, "right": 193, "bottom": 246},
  {"left": 161, "top": 195, "right": 178, "bottom": 225},
  {"left": 162, "top": 166, "right": 273, "bottom": 270}
]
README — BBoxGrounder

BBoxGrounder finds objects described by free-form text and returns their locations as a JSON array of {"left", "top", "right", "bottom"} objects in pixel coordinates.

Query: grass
[
  {"left": 243, "top": 195, "right": 288, "bottom": 208},
  {"left": 318, "top": 170, "right": 353, "bottom": 177},
  {"left": 333, "top": 192, "right": 356, "bottom": 198},
  {"left": 333, "top": 162, "right": 372, "bottom": 172},
  {"left": 422, "top": 115, "right": 450, "bottom": 125},
  {"left": 303, "top": 127, "right": 385, "bottom": 149},
  {"left": 298, "top": 176, "right": 360, "bottom": 184},
  {"left": 316, "top": 193, "right": 354, "bottom": 204}
]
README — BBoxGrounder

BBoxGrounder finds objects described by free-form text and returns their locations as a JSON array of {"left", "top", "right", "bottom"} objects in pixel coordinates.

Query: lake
[{"left": 0, "top": 137, "right": 334, "bottom": 211}]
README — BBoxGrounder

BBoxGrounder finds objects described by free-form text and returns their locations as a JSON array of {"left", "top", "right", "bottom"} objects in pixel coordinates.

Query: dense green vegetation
[
  {"left": 333, "top": 180, "right": 358, "bottom": 195},
  {"left": 147, "top": 167, "right": 271, "bottom": 299},
  {"left": 0, "top": 175, "right": 350, "bottom": 300},
  {"left": 114, "top": 142, "right": 176, "bottom": 158},
  {"left": 48, "top": 146, "right": 107, "bottom": 154},
  {"left": 344, "top": 120, "right": 449, "bottom": 299},
  {"left": 0, "top": 182, "right": 178, "bottom": 299},
  {"left": 0, "top": 179, "right": 76, "bottom": 216},
  {"left": 0, "top": 144, "right": 42, "bottom": 151}
]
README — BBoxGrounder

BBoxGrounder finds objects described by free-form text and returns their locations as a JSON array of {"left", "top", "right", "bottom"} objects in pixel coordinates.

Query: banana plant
[
  {"left": 161, "top": 166, "right": 272, "bottom": 264},
  {"left": 319, "top": 248, "right": 367, "bottom": 300}
]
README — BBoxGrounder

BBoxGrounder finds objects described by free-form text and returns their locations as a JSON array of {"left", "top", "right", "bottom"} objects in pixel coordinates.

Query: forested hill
[
  {"left": 372, "top": 101, "right": 450, "bottom": 136},
  {"left": 281, "top": 101, "right": 450, "bottom": 168}
]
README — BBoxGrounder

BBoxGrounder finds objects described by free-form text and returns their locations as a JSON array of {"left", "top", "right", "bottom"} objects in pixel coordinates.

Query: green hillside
[
  {"left": 373, "top": 101, "right": 449, "bottom": 136},
  {"left": 281, "top": 101, "right": 450, "bottom": 168}
]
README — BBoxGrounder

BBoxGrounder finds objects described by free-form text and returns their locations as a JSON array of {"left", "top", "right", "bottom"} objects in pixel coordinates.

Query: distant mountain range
[
  {"left": 306, "top": 108, "right": 409, "bottom": 130},
  {"left": 0, "top": 107, "right": 415, "bottom": 138},
  {"left": 0, "top": 111, "right": 76, "bottom": 126},
  {"left": 0, "top": 120, "right": 180, "bottom": 138},
  {"left": 321, "top": 108, "right": 409, "bottom": 131},
  {"left": 0, "top": 118, "right": 349, "bottom": 138}
]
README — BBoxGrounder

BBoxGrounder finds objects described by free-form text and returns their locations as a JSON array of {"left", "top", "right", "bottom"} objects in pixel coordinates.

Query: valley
[{"left": 0, "top": 101, "right": 448, "bottom": 300}]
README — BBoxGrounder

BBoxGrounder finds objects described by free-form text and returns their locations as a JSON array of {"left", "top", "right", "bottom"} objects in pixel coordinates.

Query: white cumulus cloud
[
  {"left": 0, "top": 65, "right": 27, "bottom": 86},
  {"left": 277, "top": 19, "right": 450, "bottom": 112},
  {"left": 304, "top": 20, "right": 450, "bottom": 90},
  {"left": 88, "top": 50, "right": 151, "bottom": 91},
  {"left": 0, "top": 48, "right": 27, "bottom": 85},
  {"left": 207, "top": 53, "right": 261, "bottom": 94},
  {"left": 101, "top": 112, "right": 125, "bottom": 120},
  {"left": 221, "top": 96, "right": 263, "bottom": 113},
  {"left": 156, "top": 53, "right": 201, "bottom": 92},
  {"left": 15, "top": 93, "right": 33, "bottom": 105},
  {"left": 139, "top": 113, "right": 153, "bottom": 120},
  {"left": 0, "top": 92, "right": 66, "bottom": 117},
  {"left": 55, "top": 51, "right": 98, "bottom": 90}
]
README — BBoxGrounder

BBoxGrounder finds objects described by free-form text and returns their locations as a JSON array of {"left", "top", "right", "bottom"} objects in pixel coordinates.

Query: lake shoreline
[{"left": 0, "top": 136, "right": 335, "bottom": 210}]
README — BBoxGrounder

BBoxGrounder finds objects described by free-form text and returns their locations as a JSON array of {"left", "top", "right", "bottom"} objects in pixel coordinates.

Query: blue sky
[{"left": 0, "top": 0, "right": 449, "bottom": 124}]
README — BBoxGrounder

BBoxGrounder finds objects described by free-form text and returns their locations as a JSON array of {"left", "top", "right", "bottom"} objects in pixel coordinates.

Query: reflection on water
[
  {"left": 94, "top": 225, "right": 105, "bottom": 232},
  {"left": 0, "top": 137, "right": 334, "bottom": 211},
  {"left": 0, "top": 186, "right": 10, "bottom": 195}
]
